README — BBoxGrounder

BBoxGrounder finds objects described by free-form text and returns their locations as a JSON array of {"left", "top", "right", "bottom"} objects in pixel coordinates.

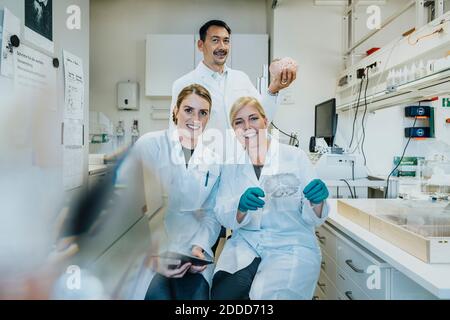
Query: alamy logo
[
  {"left": 366, "top": 265, "right": 381, "bottom": 290},
  {"left": 366, "top": 5, "right": 381, "bottom": 30},
  {"left": 66, "top": 5, "right": 81, "bottom": 30},
  {"left": 66, "top": 265, "right": 81, "bottom": 290}
]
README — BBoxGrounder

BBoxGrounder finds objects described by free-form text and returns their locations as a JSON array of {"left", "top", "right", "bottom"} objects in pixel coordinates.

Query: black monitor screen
[{"left": 315, "top": 98, "right": 336, "bottom": 139}]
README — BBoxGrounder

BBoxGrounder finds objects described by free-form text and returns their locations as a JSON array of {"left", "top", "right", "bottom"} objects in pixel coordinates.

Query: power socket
[
  {"left": 367, "top": 62, "right": 377, "bottom": 69},
  {"left": 357, "top": 68, "right": 366, "bottom": 79}
]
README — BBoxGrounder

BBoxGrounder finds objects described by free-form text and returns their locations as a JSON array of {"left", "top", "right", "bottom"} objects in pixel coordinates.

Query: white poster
[
  {"left": 1, "top": 8, "right": 21, "bottom": 78},
  {"left": 14, "top": 44, "right": 57, "bottom": 111},
  {"left": 63, "top": 146, "right": 84, "bottom": 190},
  {"left": 63, "top": 50, "right": 85, "bottom": 120},
  {"left": 63, "top": 119, "right": 84, "bottom": 147},
  {"left": 24, "top": 0, "right": 54, "bottom": 53}
]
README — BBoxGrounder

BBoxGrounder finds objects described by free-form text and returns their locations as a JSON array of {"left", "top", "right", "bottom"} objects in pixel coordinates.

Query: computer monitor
[{"left": 315, "top": 98, "right": 337, "bottom": 147}]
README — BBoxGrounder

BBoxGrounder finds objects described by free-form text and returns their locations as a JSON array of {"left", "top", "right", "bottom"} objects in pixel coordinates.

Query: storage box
[{"left": 337, "top": 199, "right": 450, "bottom": 263}]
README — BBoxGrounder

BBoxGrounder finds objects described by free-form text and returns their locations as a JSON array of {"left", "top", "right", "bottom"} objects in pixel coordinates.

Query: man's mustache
[{"left": 214, "top": 50, "right": 228, "bottom": 55}]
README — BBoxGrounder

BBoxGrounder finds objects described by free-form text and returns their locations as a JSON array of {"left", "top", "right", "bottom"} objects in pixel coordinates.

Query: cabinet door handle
[
  {"left": 315, "top": 232, "right": 326, "bottom": 244},
  {"left": 321, "top": 262, "right": 326, "bottom": 270},
  {"left": 345, "top": 259, "right": 364, "bottom": 273},
  {"left": 313, "top": 296, "right": 320, "bottom": 300},
  {"left": 345, "top": 291, "right": 354, "bottom": 300},
  {"left": 317, "top": 282, "right": 326, "bottom": 289}
]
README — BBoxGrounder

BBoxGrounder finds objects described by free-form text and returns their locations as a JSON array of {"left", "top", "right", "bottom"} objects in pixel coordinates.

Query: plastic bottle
[
  {"left": 408, "top": 63, "right": 417, "bottom": 82},
  {"left": 402, "top": 66, "right": 409, "bottom": 84},
  {"left": 417, "top": 60, "right": 426, "bottom": 78},
  {"left": 116, "top": 120, "right": 125, "bottom": 146},
  {"left": 131, "top": 120, "right": 140, "bottom": 145},
  {"left": 395, "top": 69, "right": 402, "bottom": 86},
  {"left": 386, "top": 70, "right": 393, "bottom": 90}
]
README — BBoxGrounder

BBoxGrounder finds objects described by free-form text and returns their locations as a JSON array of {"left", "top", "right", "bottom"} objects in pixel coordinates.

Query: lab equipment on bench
[
  {"left": 418, "top": 156, "right": 450, "bottom": 199},
  {"left": 315, "top": 153, "right": 368, "bottom": 181},
  {"left": 314, "top": 153, "right": 395, "bottom": 199},
  {"left": 338, "top": 199, "right": 450, "bottom": 264}
]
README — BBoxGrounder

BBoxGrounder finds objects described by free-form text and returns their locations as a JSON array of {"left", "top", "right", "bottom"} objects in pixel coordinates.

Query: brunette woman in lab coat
[
  {"left": 211, "top": 97, "right": 329, "bottom": 300},
  {"left": 118, "top": 84, "right": 222, "bottom": 300}
]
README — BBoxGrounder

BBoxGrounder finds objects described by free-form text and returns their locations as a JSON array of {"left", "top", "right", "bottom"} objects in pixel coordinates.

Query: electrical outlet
[
  {"left": 357, "top": 68, "right": 366, "bottom": 79},
  {"left": 326, "top": 155, "right": 355, "bottom": 166},
  {"left": 372, "top": 60, "right": 382, "bottom": 73},
  {"left": 281, "top": 88, "right": 295, "bottom": 105}
]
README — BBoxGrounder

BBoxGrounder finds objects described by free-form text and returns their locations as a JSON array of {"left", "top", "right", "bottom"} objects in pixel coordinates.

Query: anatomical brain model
[{"left": 269, "top": 57, "right": 298, "bottom": 78}]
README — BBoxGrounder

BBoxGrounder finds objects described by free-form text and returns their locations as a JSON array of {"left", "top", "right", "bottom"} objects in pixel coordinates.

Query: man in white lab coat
[{"left": 170, "top": 20, "right": 296, "bottom": 136}]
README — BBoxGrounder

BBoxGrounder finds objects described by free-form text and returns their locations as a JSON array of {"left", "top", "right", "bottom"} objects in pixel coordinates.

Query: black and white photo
[{"left": 25, "top": 0, "right": 52, "bottom": 42}]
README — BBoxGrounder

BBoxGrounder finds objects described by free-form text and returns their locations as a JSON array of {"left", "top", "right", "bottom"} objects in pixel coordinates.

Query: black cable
[
  {"left": 384, "top": 115, "right": 418, "bottom": 199},
  {"left": 271, "top": 122, "right": 300, "bottom": 147},
  {"left": 361, "top": 67, "right": 370, "bottom": 166},
  {"left": 351, "top": 160, "right": 356, "bottom": 197},
  {"left": 341, "top": 179, "right": 355, "bottom": 199},
  {"left": 349, "top": 76, "right": 365, "bottom": 149}
]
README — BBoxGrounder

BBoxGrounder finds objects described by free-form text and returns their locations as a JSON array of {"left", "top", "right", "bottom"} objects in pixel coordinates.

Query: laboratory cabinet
[
  {"left": 314, "top": 224, "right": 437, "bottom": 300},
  {"left": 146, "top": 34, "right": 268, "bottom": 96},
  {"left": 146, "top": 34, "right": 196, "bottom": 97},
  {"left": 88, "top": 166, "right": 112, "bottom": 191}
]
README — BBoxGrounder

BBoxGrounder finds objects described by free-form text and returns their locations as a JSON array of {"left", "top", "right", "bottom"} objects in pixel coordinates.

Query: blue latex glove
[
  {"left": 238, "top": 187, "right": 265, "bottom": 212},
  {"left": 303, "top": 179, "right": 329, "bottom": 205}
]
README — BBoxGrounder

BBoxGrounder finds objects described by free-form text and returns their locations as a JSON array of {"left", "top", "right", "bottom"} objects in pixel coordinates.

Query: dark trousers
[
  {"left": 145, "top": 272, "right": 209, "bottom": 300},
  {"left": 145, "top": 227, "right": 226, "bottom": 300},
  {"left": 211, "top": 257, "right": 262, "bottom": 300}
]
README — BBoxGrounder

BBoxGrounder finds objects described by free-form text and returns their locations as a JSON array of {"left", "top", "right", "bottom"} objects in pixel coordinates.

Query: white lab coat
[
  {"left": 214, "top": 138, "right": 329, "bottom": 300},
  {"left": 170, "top": 62, "right": 281, "bottom": 135},
  {"left": 117, "top": 128, "right": 222, "bottom": 298}
]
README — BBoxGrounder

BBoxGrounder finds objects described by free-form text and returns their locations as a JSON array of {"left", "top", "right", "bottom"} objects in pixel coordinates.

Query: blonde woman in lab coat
[
  {"left": 120, "top": 84, "right": 222, "bottom": 300},
  {"left": 211, "top": 97, "right": 329, "bottom": 300}
]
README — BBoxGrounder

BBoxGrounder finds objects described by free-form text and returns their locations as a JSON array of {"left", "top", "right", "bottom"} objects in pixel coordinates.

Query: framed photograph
[{"left": 24, "top": 0, "right": 54, "bottom": 53}]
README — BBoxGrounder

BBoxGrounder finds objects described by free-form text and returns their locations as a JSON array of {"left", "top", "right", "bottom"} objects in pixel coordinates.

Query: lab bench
[
  {"left": 88, "top": 164, "right": 114, "bottom": 191},
  {"left": 314, "top": 200, "right": 450, "bottom": 300}
]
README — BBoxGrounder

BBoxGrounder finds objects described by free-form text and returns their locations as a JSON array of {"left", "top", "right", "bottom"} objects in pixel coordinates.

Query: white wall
[
  {"left": 350, "top": 0, "right": 416, "bottom": 66},
  {"left": 271, "top": 0, "right": 343, "bottom": 151},
  {"left": 90, "top": 0, "right": 267, "bottom": 150},
  {"left": 0, "top": 0, "right": 90, "bottom": 192}
]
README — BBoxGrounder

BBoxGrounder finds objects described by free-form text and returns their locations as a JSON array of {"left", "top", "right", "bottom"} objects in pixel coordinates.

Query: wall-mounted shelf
[{"left": 337, "top": 67, "right": 450, "bottom": 112}]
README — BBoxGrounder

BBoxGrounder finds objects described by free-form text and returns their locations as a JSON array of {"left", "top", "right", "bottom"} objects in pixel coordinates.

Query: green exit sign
[{"left": 443, "top": 98, "right": 450, "bottom": 107}]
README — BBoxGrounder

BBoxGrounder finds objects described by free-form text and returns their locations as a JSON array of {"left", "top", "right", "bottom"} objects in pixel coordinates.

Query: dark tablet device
[{"left": 159, "top": 251, "right": 214, "bottom": 268}]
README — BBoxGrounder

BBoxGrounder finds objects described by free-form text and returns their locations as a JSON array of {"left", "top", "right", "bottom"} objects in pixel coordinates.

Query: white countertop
[
  {"left": 88, "top": 164, "right": 108, "bottom": 175},
  {"left": 326, "top": 199, "right": 450, "bottom": 299}
]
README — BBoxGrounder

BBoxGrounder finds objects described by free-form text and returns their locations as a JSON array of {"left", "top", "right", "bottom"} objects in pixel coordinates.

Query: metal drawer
[
  {"left": 390, "top": 270, "right": 437, "bottom": 300},
  {"left": 337, "top": 237, "right": 389, "bottom": 300},
  {"left": 317, "top": 270, "right": 339, "bottom": 300},
  {"left": 315, "top": 224, "right": 337, "bottom": 260},
  {"left": 336, "top": 266, "right": 371, "bottom": 300},
  {"left": 321, "top": 250, "right": 337, "bottom": 285},
  {"left": 313, "top": 285, "right": 326, "bottom": 300}
]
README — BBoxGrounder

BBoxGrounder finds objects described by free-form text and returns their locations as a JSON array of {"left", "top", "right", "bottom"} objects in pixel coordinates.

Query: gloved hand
[
  {"left": 238, "top": 187, "right": 265, "bottom": 212},
  {"left": 303, "top": 179, "right": 329, "bottom": 205}
]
